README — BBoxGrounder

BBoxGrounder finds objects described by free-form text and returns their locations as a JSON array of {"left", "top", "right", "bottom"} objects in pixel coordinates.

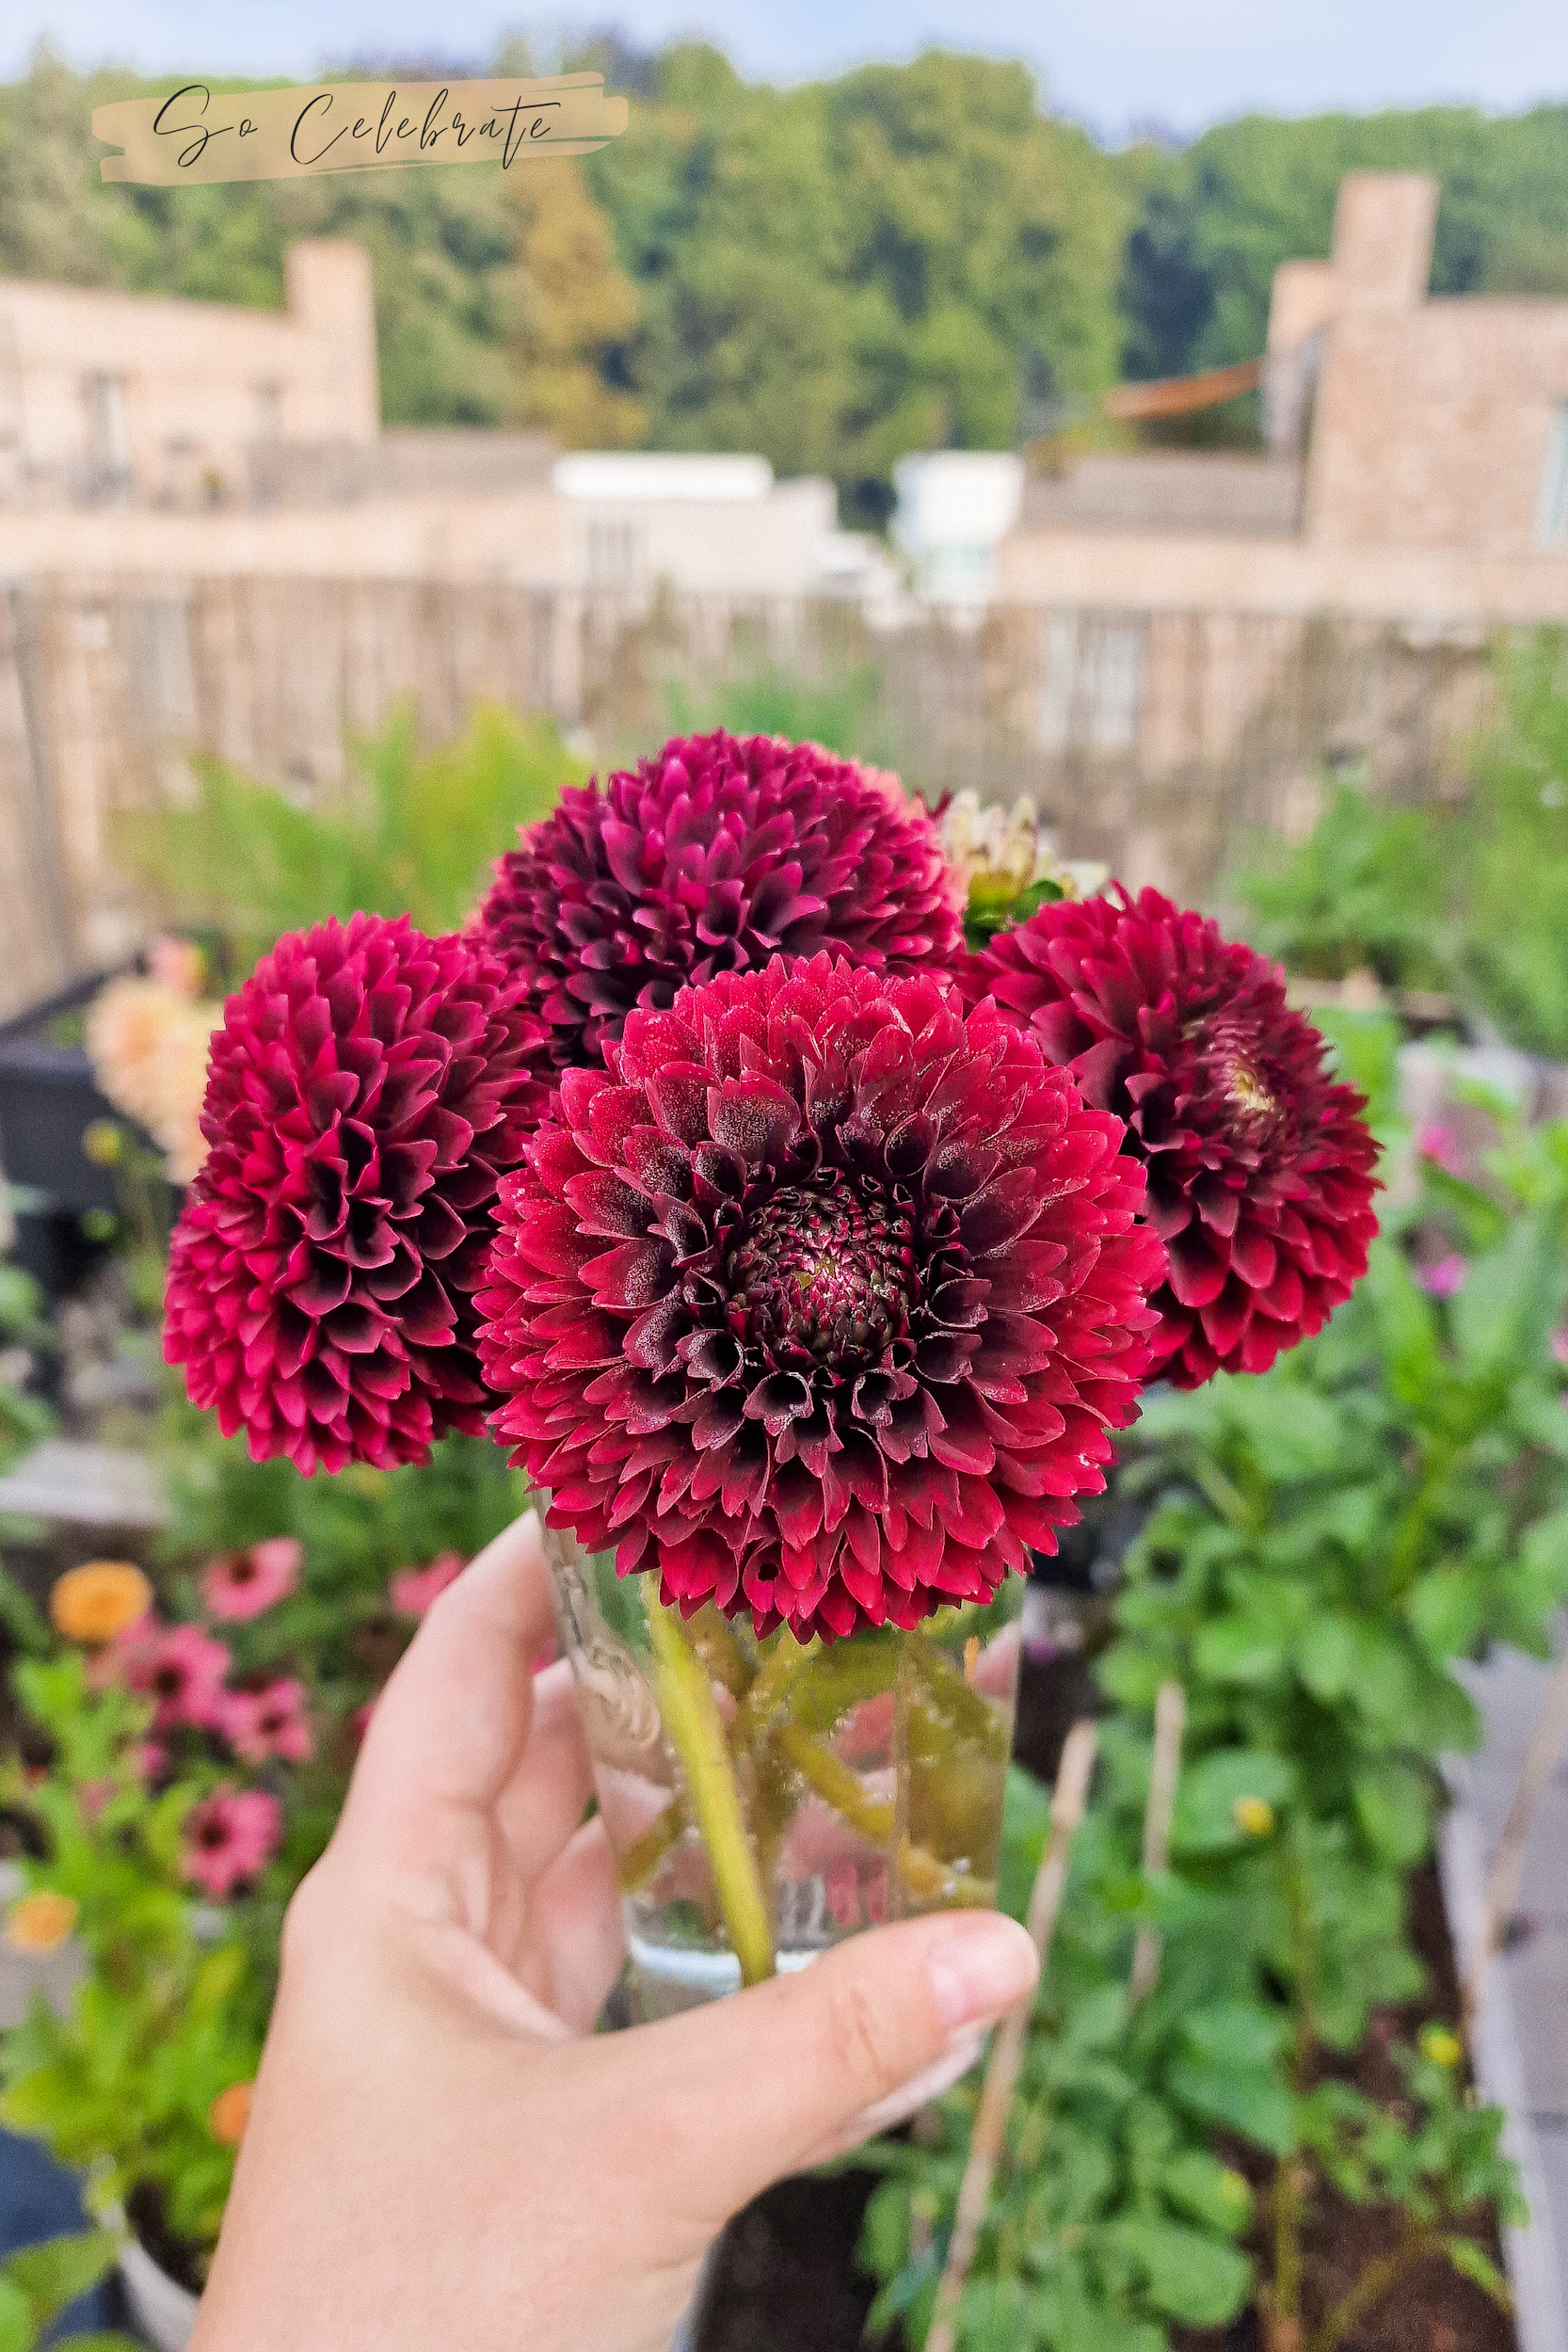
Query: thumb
[{"left": 605, "top": 1909, "right": 1038, "bottom": 2231}]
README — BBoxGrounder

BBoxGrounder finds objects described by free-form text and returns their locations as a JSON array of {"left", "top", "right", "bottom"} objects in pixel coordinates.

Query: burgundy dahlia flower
[
  {"left": 165, "top": 914, "right": 549, "bottom": 1475},
  {"left": 478, "top": 952, "right": 1163, "bottom": 1641},
  {"left": 962, "top": 886, "right": 1379, "bottom": 1386},
  {"left": 476, "top": 730, "right": 963, "bottom": 1078}
]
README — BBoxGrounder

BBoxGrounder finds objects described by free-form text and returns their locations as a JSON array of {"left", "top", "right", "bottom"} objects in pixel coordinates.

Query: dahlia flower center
[
  {"left": 727, "top": 1176, "right": 915, "bottom": 1368},
  {"left": 1224, "top": 1059, "right": 1275, "bottom": 1121}
]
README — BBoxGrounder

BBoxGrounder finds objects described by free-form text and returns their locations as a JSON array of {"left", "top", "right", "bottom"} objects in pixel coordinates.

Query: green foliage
[
  {"left": 865, "top": 1107, "right": 1556, "bottom": 2345},
  {"left": 0, "top": 1263, "right": 52, "bottom": 1472},
  {"left": 0, "top": 2228, "right": 138, "bottom": 2352},
  {"left": 1120, "top": 104, "right": 1568, "bottom": 392},
  {"left": 0, "top": 1659, "right": 260, "bottom": 2256},
  {"left": 1458, "top": 630, "right": 1568, "bottom": 1057},
  {"left": 113, "top": 700, "right": 583, "bottom": 968},
  {"left": 1224, "top": 631, "right": 1568, "bottom": 1060},
  {"left": 859, "top": 1768, "right": 1260, "bottom": 2348},
  {"left": 1226, "top": 774, "right": 1452, "bottom": 990},
  {"left": 9, "top": 46, "right": 1568, "bottom": 511},
  {"left": 589, "top": 47, "right": 1130, "bottom": 520},
  {"left": 0, "top": 50, "right": 549, "bottom": 429},
  {"left": 1, "top": 1384, "right": 526, "bottom": 2266},
  {"left": 662, "top": 663, "right": 890, "bottom": 763}
]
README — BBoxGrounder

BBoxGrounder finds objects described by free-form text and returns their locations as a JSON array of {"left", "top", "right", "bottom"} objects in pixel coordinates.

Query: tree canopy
[{"left": 4, "top": 41, "right": 1568, "bottom": 511}]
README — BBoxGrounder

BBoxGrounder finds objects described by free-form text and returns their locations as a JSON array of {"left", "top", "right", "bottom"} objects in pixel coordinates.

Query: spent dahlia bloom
[
  {"left": 479, "top": 952, "right": 1162, "bottom": 1641},
  {"left": 120, "top": 1621, "right": 232, "bottom": 1733},
  {"left": 476, "top": 730, "right": 963, "bottom": 1079},
  {"left": 389, "top": 1551, "right": 467, "bottom": 1619},
  {"left": 217, "top": 1676, "right": 313, "bottom": 1765},
  {"left": 962, "top": 885, "right": 1379, "bottom": 1386},
  {"left": 201, "top": 1537, "right": 301, "bottom": 1622},
  {"left": 164, "top": 914, "right": 549, "bottom": 1475},
  {"left": 84, "top": 972, "right": 221, "bottom": 1185},
  {"left": 183, "top": 1787, "right": 282, "bottom": 1900}
]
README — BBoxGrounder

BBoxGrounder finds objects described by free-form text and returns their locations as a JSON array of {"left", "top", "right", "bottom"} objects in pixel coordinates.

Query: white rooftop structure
[
  {"left": 552, "top": 452, "right": 775, "bottom": 503},
  {"left": 892, "top": 450, "right": 1026, "bottom": 603}
]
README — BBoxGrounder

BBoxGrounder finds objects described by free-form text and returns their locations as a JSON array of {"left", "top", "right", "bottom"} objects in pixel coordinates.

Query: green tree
[{"left": 1120, "top": 103, "right": 1568, "bottom": 392}]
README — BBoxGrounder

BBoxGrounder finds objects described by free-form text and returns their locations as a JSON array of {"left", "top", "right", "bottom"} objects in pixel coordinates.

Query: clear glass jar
[{"left": 540, "top": 1514, "right": 1024, "bottom": 2019}]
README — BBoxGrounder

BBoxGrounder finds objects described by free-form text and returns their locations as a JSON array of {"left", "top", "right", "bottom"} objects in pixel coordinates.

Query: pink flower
[
  {"left": 164, "top": 914, "right": 549, "bottom": 1477},
  {"left": 1551, "top": 1325, "right": 1568, "bottom": 1368},
  {"left": 121, "top": 1621, "right": 232, "bottom": 1733},
  {"left": 480, "top": 953, "right": 1161, "bottom": 1642},
  {"left": 1417, "top": 1253, "right": 1467, "bottom": 1299},
  {"left": 147, "top": 936, "right": 206, "bottom": 998},
  {"left": 136, "top": 1741, "right": 168, "bottom": 1784},
  {"left": 1417, "top": 1123, "right": 1464, "bottom": 1177},
  {"left": 960, "top": 885, "right": 1380, "bottom": 1387},
  {"left": 201, "top": 1538, "right": 301, "bottom": 1622},
  {"left": 182, "top": 1787, "right": 282, "bottom": 1899},
  {"left": 217, "top": 1677, "right": 313, "bottom": 1765},
  {"left": 389, "top": 1552, "right": 467, "bottom": 1620},
  {"left": 78, "top": 1781, "right": 112, "bottom": 1823},
  {"left": 477, "top": 729, "right": 963, "bottom": 1080}
]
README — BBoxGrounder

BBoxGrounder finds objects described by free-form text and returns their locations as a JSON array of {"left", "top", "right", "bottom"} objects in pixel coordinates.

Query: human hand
[{"left": 192, "top": 1511, "right": 1039, "bottom": 2352}]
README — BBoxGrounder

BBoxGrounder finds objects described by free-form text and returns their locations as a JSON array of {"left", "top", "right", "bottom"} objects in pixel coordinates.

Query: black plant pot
[
  {"left": 0, "top": 970, "right": 152, "bottom": 1311},
  {"left": 0, "top": 972, "right": 131, "bottom": 1215}
]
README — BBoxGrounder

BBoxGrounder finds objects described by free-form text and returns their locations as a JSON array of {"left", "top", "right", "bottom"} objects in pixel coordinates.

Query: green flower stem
[
  {"left": 615, "top": 1800, "right": 685, "bottom": 1896},
  {"left": 907, "top": 1632, "right": 1009, "bottom": 1758},
  {"left": 647, "top": 1603, "right": 776, "bottom": 1987},
  {"left": 773, "top": 1720, "right": 893, "bottom": 1843},
  {"left": 737, "top": 1629, "right": 902, "bottom": 1748},
  {"left": 684, "top": 1605, "right": 756, "bottom": 1699}
]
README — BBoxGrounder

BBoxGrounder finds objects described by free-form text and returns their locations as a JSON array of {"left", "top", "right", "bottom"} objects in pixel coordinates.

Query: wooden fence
[{"left": 0, "top": 573, "right": 1501, "bottom": 1024}]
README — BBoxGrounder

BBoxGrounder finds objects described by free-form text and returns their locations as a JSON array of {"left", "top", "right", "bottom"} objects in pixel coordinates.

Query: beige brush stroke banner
[{"left": 92, "top": 73, "right": 628, "bottom": 186}]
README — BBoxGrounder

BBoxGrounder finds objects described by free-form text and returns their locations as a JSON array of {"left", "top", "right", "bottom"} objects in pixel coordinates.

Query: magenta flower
[
  {"left": 1417, "top": 1252, "right": 1467, "bottom": 1299},
  {"left": 476, "top": 730, "right": 963, "bottom": 1080},
  {"left": 389, "top": 1552, "right": 467, "bottom": 1620},
  {"left": 201, "top": 1537, "right": 301, "bottom": 1622},
  {"left": 479, "top": 952, "right": 1162, "bottom": 1642},
  {"left": 1551, "top": 1325, "right": 1568, "bottom": 1368},
  {"left": 121, "top": 1621, "right": 232, "bottom": 1734},
  {"left": 1416, "top": 1122, "right": 1464, "bottom": 1177},
  {"left": 217, "top": 1677, "right": 313, "bottom": 1765},
  {"left": 164, "top": 914, "right": 549, "bottom": 1475},
  {"left": 962, "top": 886, "right": 1380, "bottom": 1386},
  {"left": 182, "top": 1787, "right": 283, "bottom": 1899}
]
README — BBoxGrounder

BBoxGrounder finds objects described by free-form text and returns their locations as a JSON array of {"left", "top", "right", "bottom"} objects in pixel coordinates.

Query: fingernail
[{"left": 927, "top": 1917, "right": 1038, "bottom": 2032}]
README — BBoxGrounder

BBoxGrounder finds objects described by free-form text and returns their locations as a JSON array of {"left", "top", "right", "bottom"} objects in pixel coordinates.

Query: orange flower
[
  {"left": 207, "top": 2081, "right": 253, "bottom": 2145},
  {"left": 50, "top": 1561, "right": 152, "bottom": 1644},
  {"left": 6, "top": 1891, "right": 79, "bottom": 1952}
]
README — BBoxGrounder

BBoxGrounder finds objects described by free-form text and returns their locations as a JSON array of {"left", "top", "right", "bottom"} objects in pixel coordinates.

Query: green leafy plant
[
  {"left": 0, "top": 1264, "right": 51, "bottom": 1469},
  {"left": 1459, "top": 627, "right": 1568, "bottom": 1055},
  {"left": 662, "top": 661, "right": 891, "bottom": 764},
  {"left": 0, "top": 2228, "right": 140, "bottom": 2351},
  {"left": 0, "top": 1656, "right": 262, "bottom": 2265},
  {"left": 862, "top": 1045, "right": 1553, "bottom": 2349},
  {"left": 112, "top": 701, "right": 584, "bottom": 972},
  {"left": 1225, "top": 771, "right": 1452, "bottom": 991},
  {"left": 0, "top": 1422, "right": 526, "bottom": 2282},
  {"left": 1295, "top": 2035, "right": 1521, "bottom": 2352},
  {"left": 859, "top": 1767, "right": 1260, "bottom": 2351}
]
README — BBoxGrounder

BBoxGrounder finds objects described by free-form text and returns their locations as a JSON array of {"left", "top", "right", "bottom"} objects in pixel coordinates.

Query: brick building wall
[{"left": 0, "top": 241, "right": 378, "bottom": 511}]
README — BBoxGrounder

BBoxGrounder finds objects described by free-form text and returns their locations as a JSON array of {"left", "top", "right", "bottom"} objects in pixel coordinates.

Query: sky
[{"left": 7, "top": 0, "right": 1568, "bottom": 139}]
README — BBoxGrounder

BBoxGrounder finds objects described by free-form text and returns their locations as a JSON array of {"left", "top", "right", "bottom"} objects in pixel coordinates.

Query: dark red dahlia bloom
[
  {"left": 478, "top": 952, "right": 1162, "bottom": 1641},
  {"left": 962, "top": 886, "right": 1380, "bottom": 1386},
  {"left": 476, "top": 729, "right": 963, "bottom": 1078},
  {"left": 165, "top": 913, "right": 549, "bottom": 1475}
]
